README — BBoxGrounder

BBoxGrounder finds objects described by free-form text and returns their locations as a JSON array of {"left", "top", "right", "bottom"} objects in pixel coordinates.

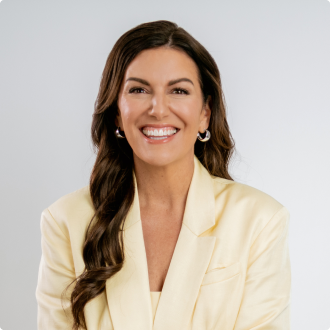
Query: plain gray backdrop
[{"left": 0, "top": 0, "right": 329, "bottom": 329}]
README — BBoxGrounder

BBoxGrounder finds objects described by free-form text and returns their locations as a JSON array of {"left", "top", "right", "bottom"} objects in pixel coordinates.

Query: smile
[{"left": 141, "top": 127, "right": 179, "bottom": 140}]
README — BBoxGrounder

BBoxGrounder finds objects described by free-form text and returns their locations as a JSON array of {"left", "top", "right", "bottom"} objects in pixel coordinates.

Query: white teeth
[
  {"left": 150, "top": 136, "right": 167, "bottom": 140},
  {"left": 142, "top": 128, "right": 178, "bottom": 137}
]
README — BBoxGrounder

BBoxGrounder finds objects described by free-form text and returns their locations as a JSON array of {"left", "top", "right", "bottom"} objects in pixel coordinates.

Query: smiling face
[{"left": 116, "top": 47, "right": 211, "bottom": 167}]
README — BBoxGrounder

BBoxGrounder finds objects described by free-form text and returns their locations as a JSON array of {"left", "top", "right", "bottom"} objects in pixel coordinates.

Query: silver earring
[
  {"left": 115, "top": 127, "right": 126, "bottom": 139},
  {"left": 197, "top": 129, "right": 211, "bottom": 142}
]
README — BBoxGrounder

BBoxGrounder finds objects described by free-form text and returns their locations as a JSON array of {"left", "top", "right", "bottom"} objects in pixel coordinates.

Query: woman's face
[{"left": 116, "top": 47, "right": 211, "bottom": 167}]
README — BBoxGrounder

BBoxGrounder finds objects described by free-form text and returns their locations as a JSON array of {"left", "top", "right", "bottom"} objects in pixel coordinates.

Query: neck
[{"left": 133, "top": 152, "right": 195, "bottom": 212}]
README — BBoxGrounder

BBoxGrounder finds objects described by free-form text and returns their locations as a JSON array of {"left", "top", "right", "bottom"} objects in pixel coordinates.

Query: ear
[{"left": 199, "top": 96, "right": 211, "bottom": 132}]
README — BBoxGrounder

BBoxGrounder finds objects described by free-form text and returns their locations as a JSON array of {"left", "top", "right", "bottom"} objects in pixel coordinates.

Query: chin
[{"left": 134, "top": 150, "right": 182, "bottom": 167}]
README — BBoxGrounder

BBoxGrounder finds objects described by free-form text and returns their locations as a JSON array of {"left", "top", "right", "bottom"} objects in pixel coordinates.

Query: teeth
[
  {"left": 142, "top": 128, "right": 178, "bottom": 137},
  {"left": 150, "top": 136, "right": 167, "bottom": 140}
]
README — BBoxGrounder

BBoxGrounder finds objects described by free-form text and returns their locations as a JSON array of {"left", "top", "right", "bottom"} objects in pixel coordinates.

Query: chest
[{"left": 140, "top": 208, "right": 183, "bottom": 291}]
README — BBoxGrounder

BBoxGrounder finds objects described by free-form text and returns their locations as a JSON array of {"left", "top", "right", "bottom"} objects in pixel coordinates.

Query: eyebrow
[{"left": 125, "top": 77, "right": 194, "bottom": 86}]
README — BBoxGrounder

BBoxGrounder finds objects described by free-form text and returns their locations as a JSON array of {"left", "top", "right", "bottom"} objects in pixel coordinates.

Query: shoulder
[
  {"left": 42, "top": 186, "right": 94, "bottom": 238},
  {"left": 210, "top": 176, "right": 289, "bottom": 238},
  {"left": 211, "top": 176, "right": 284, "bottom": 211}
]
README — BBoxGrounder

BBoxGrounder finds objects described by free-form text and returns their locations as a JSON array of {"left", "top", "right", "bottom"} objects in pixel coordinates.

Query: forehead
[{"left": 123, "top": 47, "right": 200, "bottom": 83}]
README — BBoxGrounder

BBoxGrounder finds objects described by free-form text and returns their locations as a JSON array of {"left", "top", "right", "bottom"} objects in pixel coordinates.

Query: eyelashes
[
  {"left": 128, "top": 87, "right": 145, "bottom": 94},
  {"left": 128, "top": 87, "right": 189, "bottom": 95}
]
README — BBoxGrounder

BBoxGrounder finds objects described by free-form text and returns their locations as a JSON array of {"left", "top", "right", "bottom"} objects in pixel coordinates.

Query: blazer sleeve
[
  {"left": 36, "top": 208, "right": 76, "bottom": 330},
  {"left": 233, "top": 206, "right": 291, "bottom": 330}
]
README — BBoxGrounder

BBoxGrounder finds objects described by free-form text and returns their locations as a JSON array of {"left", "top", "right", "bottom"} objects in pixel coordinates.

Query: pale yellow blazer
[{"left": 36, "top": 155, "right": 291, "bottom": 330}]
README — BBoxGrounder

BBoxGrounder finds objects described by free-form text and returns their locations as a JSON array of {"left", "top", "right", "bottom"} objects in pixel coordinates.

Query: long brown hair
[{"left": 66, "top": 20, "right": 235, "bottom": 330}]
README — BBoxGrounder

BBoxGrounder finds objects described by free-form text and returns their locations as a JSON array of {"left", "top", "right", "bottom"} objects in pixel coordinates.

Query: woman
[{"left": 36, "top": 20, "right": 291, "bottom": 330}]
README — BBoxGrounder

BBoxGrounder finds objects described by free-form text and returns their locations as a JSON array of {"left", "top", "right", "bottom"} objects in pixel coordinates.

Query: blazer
[{"left": 36, "top": 155, "right": 291, "bottom": 330}]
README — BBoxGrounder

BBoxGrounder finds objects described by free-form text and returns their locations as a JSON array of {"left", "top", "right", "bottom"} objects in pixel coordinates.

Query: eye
[
  {"left": 172, "top": 88, "right": 189, "bottom": 95},
  {"left": 129, "top": 87, "right": 146, "bottom": 94}
]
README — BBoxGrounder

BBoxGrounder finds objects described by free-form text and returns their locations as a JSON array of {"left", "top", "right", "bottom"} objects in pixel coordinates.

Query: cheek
[
  {"left": 171, "top": 99, "right": 202, "bottom": 131},
  {"left": 118, "top": 97, "right": 143, "bottom": 127}
]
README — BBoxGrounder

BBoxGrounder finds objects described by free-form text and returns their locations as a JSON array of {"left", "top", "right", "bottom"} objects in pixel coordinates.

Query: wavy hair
[{"left": 64, "top": 20, "right": 235, "bottom": 330}]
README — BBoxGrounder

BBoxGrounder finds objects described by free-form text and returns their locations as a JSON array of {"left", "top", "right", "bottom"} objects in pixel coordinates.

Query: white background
[{"left": 0, "top": 0, "right": 329, "bottom": 329}]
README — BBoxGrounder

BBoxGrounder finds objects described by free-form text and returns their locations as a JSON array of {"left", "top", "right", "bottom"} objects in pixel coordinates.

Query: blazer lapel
[
  {"left": 105, "top": 174, "right": 153, "bottom": 330},
  {"left": 153, "top": 156, "right": 216, "bottom": 330},
  {"left": 105, "top": 155, "right": 216, "bottom": 330}
]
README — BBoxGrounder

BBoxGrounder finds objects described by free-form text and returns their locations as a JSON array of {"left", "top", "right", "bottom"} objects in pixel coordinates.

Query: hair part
[{"left": 64, "top": 20, "right": 235, "bottom": 330}]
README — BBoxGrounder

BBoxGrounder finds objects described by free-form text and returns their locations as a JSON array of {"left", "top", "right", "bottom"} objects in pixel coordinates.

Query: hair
[{"left": 64, "top": 20, "right": 235, "bottom": 330}]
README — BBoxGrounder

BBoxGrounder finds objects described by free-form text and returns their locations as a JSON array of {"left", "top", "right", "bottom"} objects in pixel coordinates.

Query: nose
[{"left": 148, "top": 91, "right": 170, "bottom": 120}]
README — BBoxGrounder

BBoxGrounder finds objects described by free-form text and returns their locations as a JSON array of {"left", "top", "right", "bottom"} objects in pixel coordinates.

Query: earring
[
  {"left": 115, "top": 127, "right": 126, "bottom": 139},
  {"left": 197, "top": 129, "right": 211, "bottom": 142}
]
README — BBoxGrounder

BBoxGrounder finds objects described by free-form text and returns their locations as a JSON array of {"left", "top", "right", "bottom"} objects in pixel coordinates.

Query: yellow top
[{"left": 150, "top": 291, "right": 161, "bottom": 323}]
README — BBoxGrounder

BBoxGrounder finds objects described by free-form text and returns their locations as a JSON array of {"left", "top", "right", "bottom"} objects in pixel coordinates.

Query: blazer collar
[{"left": 106, "top": 155, "right": 216, "bottom": 330}]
